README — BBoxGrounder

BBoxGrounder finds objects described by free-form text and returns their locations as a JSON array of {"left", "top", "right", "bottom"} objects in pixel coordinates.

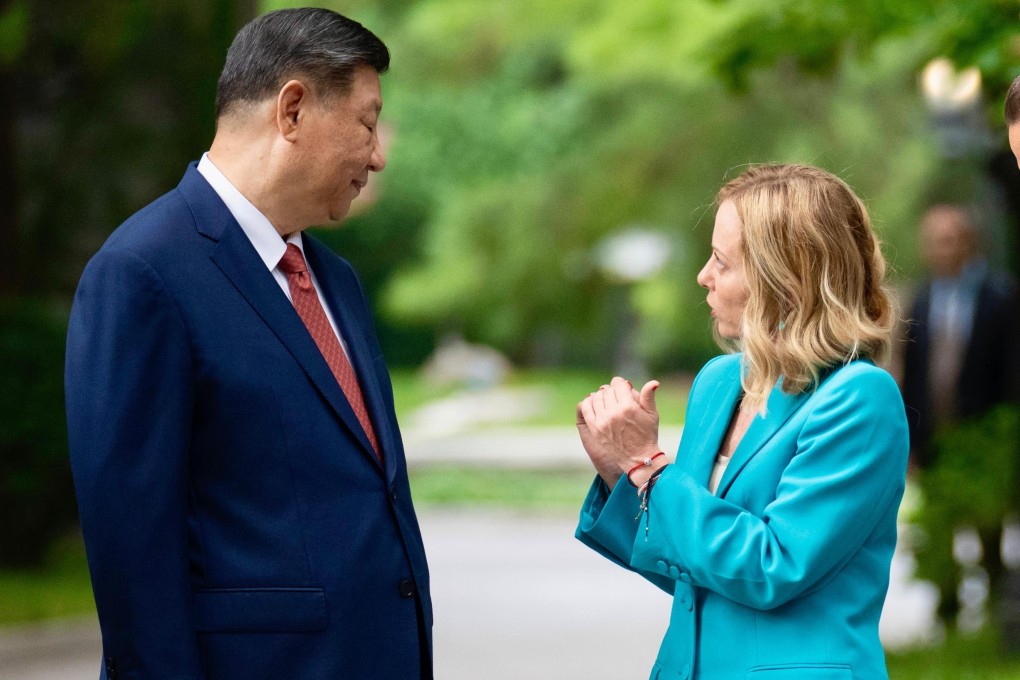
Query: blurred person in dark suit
[
  {"left": 901, "top": 204, "right": 1020, "bottom": 624},
  {"left": 65, "top": 8, "right": 432, "bottom": 679}
]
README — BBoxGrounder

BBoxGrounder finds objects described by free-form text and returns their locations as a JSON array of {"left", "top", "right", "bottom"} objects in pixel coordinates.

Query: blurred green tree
[
  {"left": 0, "top": 0, "right": 254, "bottom": 567},
  {"left": 356, "top": 0, "right": 979, "bottom": 371},
  {"left": 701, "top": 0, "right": 1020, "bottom": 106}
]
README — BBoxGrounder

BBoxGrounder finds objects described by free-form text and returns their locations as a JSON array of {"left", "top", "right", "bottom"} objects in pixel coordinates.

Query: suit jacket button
[
  {"left": 398, "top": 578, "right": 415, "bottom": 598},
  {"left": 105, "top": 657, "right": 117, "bottom": 678},
  {"left": 390, "top": 486, "right": 398, "bottom": 501}
]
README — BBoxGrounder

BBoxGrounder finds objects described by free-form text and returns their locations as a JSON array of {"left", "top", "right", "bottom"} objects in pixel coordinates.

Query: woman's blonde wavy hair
[{"left": 715, "top": 164, "right": 896, "bottom": 410}]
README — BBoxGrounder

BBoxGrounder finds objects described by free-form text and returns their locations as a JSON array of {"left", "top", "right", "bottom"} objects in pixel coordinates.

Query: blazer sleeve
[
  {"left": 574, "top": 356, "right": 729, "bottom": 595},
  {"left": 576, "top": 476, "right": 677, "bottom": 594},
  {"left": 631, "top": 366, "right": 908, "bottom": 611},
  {"left": 66, "top": 248, "right": 204, "bottom": 679}
]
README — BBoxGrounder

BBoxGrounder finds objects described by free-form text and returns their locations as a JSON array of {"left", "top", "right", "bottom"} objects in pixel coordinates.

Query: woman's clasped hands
[{"left": 576, "top": 376, "right": 665, "bottom": 490}]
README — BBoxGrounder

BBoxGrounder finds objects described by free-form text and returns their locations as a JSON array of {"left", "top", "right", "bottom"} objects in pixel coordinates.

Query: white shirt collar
[{"left": 196, "top": 153, "right": 302, "bottom": 270}]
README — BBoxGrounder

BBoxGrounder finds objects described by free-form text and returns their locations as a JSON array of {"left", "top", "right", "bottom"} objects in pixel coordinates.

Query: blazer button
[
  {"left": 105, "top": 657, "right": 117, "bottom": 679},
  {"left": 398, "top": 578, "right": 416, "bottom": 598},
  {"left": 390, "top": 486, "right": 398, "bottom": 501}
]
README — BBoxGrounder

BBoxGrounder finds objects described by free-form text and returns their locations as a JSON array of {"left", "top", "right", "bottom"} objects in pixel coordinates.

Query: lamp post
[
  {"left": 920, "top": 57, "right": 988, "bottom": 160},
  {"left": 595, "top": 226, "right": 672, "bottom": 378}
]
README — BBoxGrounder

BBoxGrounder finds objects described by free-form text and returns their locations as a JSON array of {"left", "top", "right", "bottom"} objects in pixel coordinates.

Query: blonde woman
[{"left": 576, "top": 164, "right": 908, "bottom": 680}]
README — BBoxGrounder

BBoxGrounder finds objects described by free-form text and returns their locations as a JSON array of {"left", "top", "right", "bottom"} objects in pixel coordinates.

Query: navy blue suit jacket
[
  {"left": 66, "top": 165, "right": 432, "bottom": 679},
  {"left": 901, "top": 268, "right": 1020, "bottom": 466}
]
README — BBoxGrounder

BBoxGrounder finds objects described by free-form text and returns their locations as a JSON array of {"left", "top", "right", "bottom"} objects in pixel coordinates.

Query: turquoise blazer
[{"left": 577, "top": 354, "right": 908, "bottom": 680}]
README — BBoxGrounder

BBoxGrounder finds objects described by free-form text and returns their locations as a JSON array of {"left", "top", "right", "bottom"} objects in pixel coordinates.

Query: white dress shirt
[{"left": 197, "top": 153, "right": 353, "bottom": 360}]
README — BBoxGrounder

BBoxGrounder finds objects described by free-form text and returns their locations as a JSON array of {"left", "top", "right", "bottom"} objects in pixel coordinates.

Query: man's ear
[{"left": 276, "top": 79, "right": 310, "bottom": 141}]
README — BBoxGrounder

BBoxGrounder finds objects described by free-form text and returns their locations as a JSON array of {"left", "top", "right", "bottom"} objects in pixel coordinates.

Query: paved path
[
  {"left": 402, "top": 424, "right": 685, "bottom": 469},
  {"left": 0, "top": 424, "right": 937, "bottom": 678},
  {"left": 0, "top": 509, "right": 934, "bottom": 680}
]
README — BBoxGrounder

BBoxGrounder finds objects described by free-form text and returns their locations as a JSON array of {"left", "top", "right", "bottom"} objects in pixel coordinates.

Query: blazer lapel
[
  {"left": 676, "top": 358, "right": 743, "bottom": 486},
  {"left": 177, "top": 167, "right": 381, "bottom": 467},
  {"left": 715, "top": 381, "right": 807, "bottom": 498}
]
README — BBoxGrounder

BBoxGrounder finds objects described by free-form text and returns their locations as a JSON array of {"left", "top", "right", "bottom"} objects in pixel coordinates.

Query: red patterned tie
[{"left": 278, "top": 244, "right": 381, "bottom": 460}]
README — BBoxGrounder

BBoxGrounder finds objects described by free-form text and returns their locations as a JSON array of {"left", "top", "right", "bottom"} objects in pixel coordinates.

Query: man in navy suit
[
  {"left": 65, "top": 8, "right": 432, "bottom": 679},
  {"left": 901, "top": 205, "right": 1020, "bottom": 625}
]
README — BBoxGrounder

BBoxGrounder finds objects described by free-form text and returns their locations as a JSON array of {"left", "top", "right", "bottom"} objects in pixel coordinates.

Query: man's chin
[{"left": 322, "top": 204, "right": 354, "bottom": 226}]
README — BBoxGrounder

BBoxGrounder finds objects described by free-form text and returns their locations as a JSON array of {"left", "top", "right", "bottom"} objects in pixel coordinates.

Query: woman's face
[{"left": 697, "top": 200, "right": 749, "bottom": 339}]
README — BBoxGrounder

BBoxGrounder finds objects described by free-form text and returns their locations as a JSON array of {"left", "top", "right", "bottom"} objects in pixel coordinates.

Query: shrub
[{"left": 0, "top": 299, "right": 77, "bottom": 568}]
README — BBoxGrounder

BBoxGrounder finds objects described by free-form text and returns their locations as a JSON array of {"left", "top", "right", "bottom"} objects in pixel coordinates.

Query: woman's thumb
[{"left": 640, "top": 380, "right": 659, "bottom": 413}]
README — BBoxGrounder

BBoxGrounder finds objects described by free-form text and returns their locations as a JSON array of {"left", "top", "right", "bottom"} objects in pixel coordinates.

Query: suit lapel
[
  {"left": 715, "top": 380, "right": 808, "bottom": 498},
  {"left": 177, "top": 166, "right": 381, "bottom": 468},
  {"left": 304, "top": 238, "right": 396, "bottom": 478}
]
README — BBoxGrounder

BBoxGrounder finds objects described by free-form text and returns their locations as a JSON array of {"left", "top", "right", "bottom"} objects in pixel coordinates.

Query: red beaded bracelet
[{"left": 626, "top": 451, "right": 666, "bottom": 487}]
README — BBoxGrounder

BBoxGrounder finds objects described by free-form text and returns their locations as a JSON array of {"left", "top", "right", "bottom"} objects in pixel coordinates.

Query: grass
[
  {"left": 409, "top": 465, "right": 593, "bottom": 511},
  {"left": 885, "top": 628, "right": 1020, "bottom": 679},
  {"left": 0, "top": 534, "right": 95, "bottom": 624},
  {"left": 389, "top": 367, "right": 691, "bottom": 427}
]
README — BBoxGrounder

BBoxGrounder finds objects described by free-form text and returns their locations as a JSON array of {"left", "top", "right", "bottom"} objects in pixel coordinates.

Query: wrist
[{"left": 625, "top": 451, "right": 667, "bottom": 488}]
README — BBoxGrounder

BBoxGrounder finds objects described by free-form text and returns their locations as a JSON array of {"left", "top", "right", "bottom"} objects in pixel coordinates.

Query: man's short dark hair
[
  {"left": 1006, "top": 74, "right": 1020, "bottom": 126},
  {"left": 215, "top": 8, "right": 389, "bottom": 119}
]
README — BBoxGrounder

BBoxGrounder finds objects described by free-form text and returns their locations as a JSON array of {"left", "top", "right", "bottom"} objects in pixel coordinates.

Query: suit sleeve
[
  {"left": 631, "top": 368, "right": 908, "bottom": 610},
  {"left": 66, "top": 248, "right": 204, "bottom": 679}
]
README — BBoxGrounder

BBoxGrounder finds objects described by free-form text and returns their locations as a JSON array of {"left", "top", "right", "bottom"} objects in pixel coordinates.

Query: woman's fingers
[{"left": 609, "top": 376, "right": 635, "bottom": 406}]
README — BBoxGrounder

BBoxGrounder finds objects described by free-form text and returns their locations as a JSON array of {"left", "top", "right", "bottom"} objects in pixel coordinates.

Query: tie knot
[{"left": 278, "top": 243, "right": 308, "bottom": 276}]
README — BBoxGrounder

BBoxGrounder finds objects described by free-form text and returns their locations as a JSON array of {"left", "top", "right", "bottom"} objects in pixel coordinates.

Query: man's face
[
  {"left": 1010, "top": 124, "right": 1020, "bottom": 170},
  {"left": 921, "top": 209, "right": 972, "bottom": 278},
  {"left": 298, "top": 64, "right": 386, "bottom": 225}
]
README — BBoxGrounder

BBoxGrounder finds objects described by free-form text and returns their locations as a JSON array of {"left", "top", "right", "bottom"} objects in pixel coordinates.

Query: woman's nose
[{"left": 696, "top": 262, "right": 711, "bottom": 289}]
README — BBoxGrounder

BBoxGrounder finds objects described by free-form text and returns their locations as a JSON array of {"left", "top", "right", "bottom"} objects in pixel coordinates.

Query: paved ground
[
  {"left": 0, "top": 510, "right": 935, "bottom": 680},
  {"left": 0, "top": 423, "right": 938, "bottom": 678}
]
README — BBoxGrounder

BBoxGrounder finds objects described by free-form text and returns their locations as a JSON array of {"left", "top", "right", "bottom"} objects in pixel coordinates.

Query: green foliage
[
  {"left": 11, "top": 0, "right": 247, "bottom": 297},
  {"left": 0, "top": 0, "right": 28, "bottom": 65},
  {"left": 886, "top": 627, "right": 1020, "bottom": 678},
  {"left": 0, "top": 301, "right": 77, "bottom": 568},
  {"left": 358, "top": 0, "right": 945, "bottom": 370},
  {"left": 912, "top": 406, "right": 1020, "bottom": 594},
  {"left": 0, "top": 534, "right": 95, "bottom": 622},
  {"left": 703, "top": 0, "right": 1020, "bottom": 102},
  {"left": 258, "top": 1, "right": 1017, "bottom": 371},
  {"left": 408, "top": 466, "right": 593, "bottom": 511}
]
